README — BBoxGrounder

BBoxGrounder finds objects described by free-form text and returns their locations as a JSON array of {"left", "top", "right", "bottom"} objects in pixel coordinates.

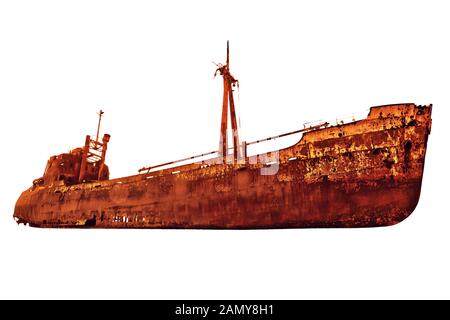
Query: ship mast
[
  {"left": 95, "top": 109, "right": 104, "bottom": 148},
  {"left": 215, "top": 41, "right": 240, "bottom": 162},
  {"left": 79, "top": 110, "right": 110, "bottom": 182}
]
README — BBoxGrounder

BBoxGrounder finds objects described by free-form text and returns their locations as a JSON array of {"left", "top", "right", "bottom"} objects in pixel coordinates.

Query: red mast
[{"left": 215, "top": 41, "right": 240, "bottom": 162}]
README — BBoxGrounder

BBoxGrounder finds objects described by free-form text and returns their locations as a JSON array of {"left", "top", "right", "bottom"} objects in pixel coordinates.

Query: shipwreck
[{"left": 14, "top": 42, "right": 432, "bottom": 228}]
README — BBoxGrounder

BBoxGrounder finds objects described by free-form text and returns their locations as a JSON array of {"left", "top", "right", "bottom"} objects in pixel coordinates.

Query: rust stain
[{"left": 13, "top": 43, "right": 432, "bottom": 229}]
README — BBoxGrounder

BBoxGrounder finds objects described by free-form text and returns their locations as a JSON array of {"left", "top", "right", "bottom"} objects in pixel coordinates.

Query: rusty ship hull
[{"left": 14, "top": 103, "right": 432, "bottom": 229}]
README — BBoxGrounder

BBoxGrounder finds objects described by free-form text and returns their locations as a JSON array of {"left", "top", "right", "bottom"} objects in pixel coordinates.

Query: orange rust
[
  {"left": 215, "top": 40, "right": 240, "bottom": 160},
  {"left": 13, "top": 102, "right": 432, "bottom": 228},
  {"left": 13, "top": 44, "right": 432, "bottom": 229}
]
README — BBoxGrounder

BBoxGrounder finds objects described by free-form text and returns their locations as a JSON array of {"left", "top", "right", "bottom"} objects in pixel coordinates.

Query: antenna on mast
[
  {"left": 226, "top": 40, "right": 229, "bottom": 67},
  {"left": 95, "top": 109, "right": 104, "bottom": 147}
]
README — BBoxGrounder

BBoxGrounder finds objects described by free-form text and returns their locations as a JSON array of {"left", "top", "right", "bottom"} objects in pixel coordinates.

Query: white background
[{"left": 0, "top": 0, "right": 449, "bottom": 299}]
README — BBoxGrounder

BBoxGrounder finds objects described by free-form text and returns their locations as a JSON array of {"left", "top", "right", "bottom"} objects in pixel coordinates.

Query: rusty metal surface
[{"left": 14, "top": 103, "right": 432, "bottom": 228}]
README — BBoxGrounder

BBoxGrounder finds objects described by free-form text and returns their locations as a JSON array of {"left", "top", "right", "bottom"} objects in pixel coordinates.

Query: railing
[{"left": 138, "top": 122, "right": 329, "bottom": 174}]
